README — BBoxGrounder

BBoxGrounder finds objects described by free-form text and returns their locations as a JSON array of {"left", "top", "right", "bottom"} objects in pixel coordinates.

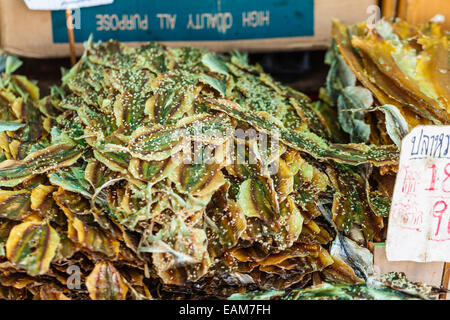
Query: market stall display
[
  {"left": 0, "top": 38, "right": 401, "bottom": 299},
  {"left": 0, "top": 11, "right": 448, "bottom": 300}
]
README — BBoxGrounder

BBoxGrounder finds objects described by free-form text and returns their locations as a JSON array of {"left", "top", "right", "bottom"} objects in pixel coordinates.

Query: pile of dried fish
[
  {"left": 317, "top": 18, "right": 449, "bottom": 207},
  {"left": 321, "top": 18, "right": 449, "bottom": 150},
  {"left": 0, "top": 39, "right": 399, "bottom": 300}
]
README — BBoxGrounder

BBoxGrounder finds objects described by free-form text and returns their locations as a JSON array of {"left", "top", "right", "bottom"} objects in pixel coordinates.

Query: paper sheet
[{"left": 386, "top": 126, "right": 450, "bottom": 262}]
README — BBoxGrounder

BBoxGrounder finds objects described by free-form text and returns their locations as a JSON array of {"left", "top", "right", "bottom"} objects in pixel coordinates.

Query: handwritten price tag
[
  {"left": 24, "top": 0, "right": 113, "bottom": 10},
  {"left": 387, "top": 126, "right": 450, "bottom": 262}
]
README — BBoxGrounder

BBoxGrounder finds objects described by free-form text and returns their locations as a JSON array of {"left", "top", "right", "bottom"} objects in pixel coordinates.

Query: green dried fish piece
[
  {"left": 206, "top": 184, "right": 246, "bottom": 257},
  {"left": 228, "top": 290, "right": 284, "bottom": 300},
  {"left": 247, "top": 243, "right": 334, "bottom": 275},
  {"left": 367, "top": 191, "right": 391, "bottom": 218},
  {"left": 53, "top": 189, "right": 91, "bottom": 219},
  {"left": 93, "top": 149, "right": 130, "bottom": 175},
  {"left": 330, "top": 235, "right": 373, "bottom": 280},
  {"left": 9, "top": 98, "right": 44, "bottom": 142},
  {"left": 272, "top": 196, "right": 304, "bottom": 248},
  {"left": 229, "top": 49, "right": 261, "bottom": 74},
  {"left": 53, "top": 232, "right": 77, "bottom": 261},
  {"left": 128, "top": 113, "right": 232, "bottom": 161},
  {"left": 0, "top": 38, "right": 415, "bottom": 299},
  {"left": 90, "top": 135, "right": 131, "bottom": 174},
  {"left": 299, "top": 219, "right": 333, "bottom": 245},
  {"left": 198, "top": 74, "right": 226, "bottom": 97},
  {"left": 58, "top": 94, "right": 84, "bottom": 111},
  {"left": 0, "top": 144, "right": 83, "bottom": 187},
  {"left": 0, "top": 88, "right": 16, "bottom": 107},
  {"left": 372, "top": 104, "right": 409, "bottom": 148},
  {"left": 127, "top": 125, "right": 183, "bottom": 162},
  {"left": 0, "top": 121, "right": 25, "bottom": 133},
  {"left": 9, "top": 75, "right": 39, "bottom": 101},
  {"left": 292, "top": 158, "right": 330, "bottom": 203},
  {"left": 86, "top": 261, "right": 128, "bottom": 300},
  {"left": 324, "top": 143, "right": 399, "bottom": 166},
  {"left": 6, "top": 218, "right": 60, "bottom": 276},
  {"left": 128, "top": 157, "right": 174, "bottom": 184},
  {"left": 77, "top": 103, "right": 117, "bottom": 136},
  {"left": 0, "top": 190, "right": 31, "bottom": 220},
  {"left": 169, "top": 144, "right": 226, "bottom": 197},
  {"left": 85, "top": 158, "right": 119, "bottom": 189},
  {"left": 285, "top": 271, "right": 436, "bottom": 300},
  {"left": 35, "top": 96, "right": 61, "bottom": 119},
  {"left": 56, "top": 189, "right": 122, "bottom": 255},
  {"left": 288, "top": 97, "right": 329, "bottom": 139},
  {"left": 272, "top": 158, "right": 294, "bottom": 202},
  {"left": 66, "top": 77, "right": 101, "bottom": 108},
  {"left": 87, "top": 40, "right": 138, "bottom": 70},
  {"left": 135, "top": 42, "right": 170, "bottom": 74},
  {"left": 201, "top": 53, "right": 229, "bottom": 76},
  {"left": 337, "top": 86, "right": 372, "bottom": 143},
  {"left": 325, "top": 41, "right": 357, "bottom": 104},
  {"left": 68, "top": 216, "right": 120, "bottom": 258},
  {"left": 0, "top": 220, "right": 15, "bottom": 257},
  {"left": 108, "top": 70, "right": 153, "bottom": 127},
  {"left": 48, "top": 167, "right": 92, "bottom": 199},
  {"left": 327, "top": 165, "right": 383, "bottom": 241},
  {"left": 30, "top": 185, "right": 60, "bottom": 221},
  {"left": 169, "top": 46, "right": 207, "bottom": 72},
  {"left": 113, "top": 89, "right": 149, "bottom": 132},
  {"left": 142, "top": 218, "right": 212, "bottom": 286},
  {"left": 171, "top": 160, "right": 226, "bottom": 197},
  {"left": 238, "top": 176, "right": 280, "bottom": 227},
  {"left": 146, "top": 71, "right": 199, "bottom": 124},
  {"left": 225, "top": 138, "right": 265, "bottom": 180}
]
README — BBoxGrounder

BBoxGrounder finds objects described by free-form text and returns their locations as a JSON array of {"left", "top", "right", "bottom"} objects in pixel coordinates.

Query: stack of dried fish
[
  {"left": 0, "top": 40, "right": 399, "bottom": 300},
  {"left": 317, "top": 18, "right": 449, "bottom": 208},
  {"left": 321, "top": 18, "right": 449, "bottom": 151}
]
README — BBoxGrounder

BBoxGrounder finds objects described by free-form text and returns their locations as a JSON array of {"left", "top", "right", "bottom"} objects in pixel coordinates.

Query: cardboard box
[
  {"left": 0, "top": 0, "right": 377, "bottom": 58},
  {"left": 382, "top": 0, "right": 450, "bottom": 29}
]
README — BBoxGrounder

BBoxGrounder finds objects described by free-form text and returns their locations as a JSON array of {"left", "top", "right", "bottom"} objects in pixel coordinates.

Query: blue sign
[{"left": 51, "top": 0, "right": 314, "bottom": 43}]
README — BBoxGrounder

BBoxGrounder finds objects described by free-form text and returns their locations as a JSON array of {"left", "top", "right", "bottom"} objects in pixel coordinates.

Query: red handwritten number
[
  {"left": 443, "top": 163, "right": 450, "bottom": 193},
  {"left": 448, "top": 215, "right": 450, "bottom": 235},
  {"left": 431, "top": 200, "right": 447, "bottom": 236},
  {"left": 425, "top": 164, "right": 437, "bottom": 191}
]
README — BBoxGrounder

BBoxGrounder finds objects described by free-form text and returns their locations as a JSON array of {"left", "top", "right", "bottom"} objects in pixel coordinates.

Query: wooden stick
[
  {"left": 381, "top": 0, "right": 398, "bottom": 18},
  {"left": 65, "top": 9, "right": 76, "bottom": 66},
  {"left": 396, "top": 0, "right": 408, "bottom": 20}
]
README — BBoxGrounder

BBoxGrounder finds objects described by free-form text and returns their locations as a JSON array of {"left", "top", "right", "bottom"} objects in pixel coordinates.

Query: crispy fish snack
[
  {"left": 323, "top": 19, "right": 449, "bottom": 148},
  {"left": 320, "top": 18, "right": 449, "bottom": 208}
]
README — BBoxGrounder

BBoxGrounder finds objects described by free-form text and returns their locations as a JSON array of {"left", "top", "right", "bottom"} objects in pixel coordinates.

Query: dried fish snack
[
  {"left": 0, "top": 39, "right": 400, "bottom": 300},
  {"left": 322, "top": 18, "right": 449, "bottom": 149}
]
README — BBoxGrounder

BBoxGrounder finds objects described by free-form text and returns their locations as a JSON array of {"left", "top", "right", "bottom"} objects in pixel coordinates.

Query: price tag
[
  {"left": 24, "top": 0, "right": 113, "bottom": 10},
  {"left": 387, "top": 126, "right": 450, "bottom": 262}
]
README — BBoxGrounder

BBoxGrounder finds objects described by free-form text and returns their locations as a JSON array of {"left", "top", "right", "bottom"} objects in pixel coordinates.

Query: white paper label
[
  {"left": 24, "top": 0, "right": 113, "bottom": 10},
  {"left": 386, "top": 126, "right": 450, "bottom": 262}
]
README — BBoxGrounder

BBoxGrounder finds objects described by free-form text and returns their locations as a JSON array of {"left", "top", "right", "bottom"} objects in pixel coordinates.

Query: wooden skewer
[
  {"left": 381, "top": 0, "right": 397, "bottom": 19},
  {"left": 65, "top": 9, "right": 76, "bottom": 66}
]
